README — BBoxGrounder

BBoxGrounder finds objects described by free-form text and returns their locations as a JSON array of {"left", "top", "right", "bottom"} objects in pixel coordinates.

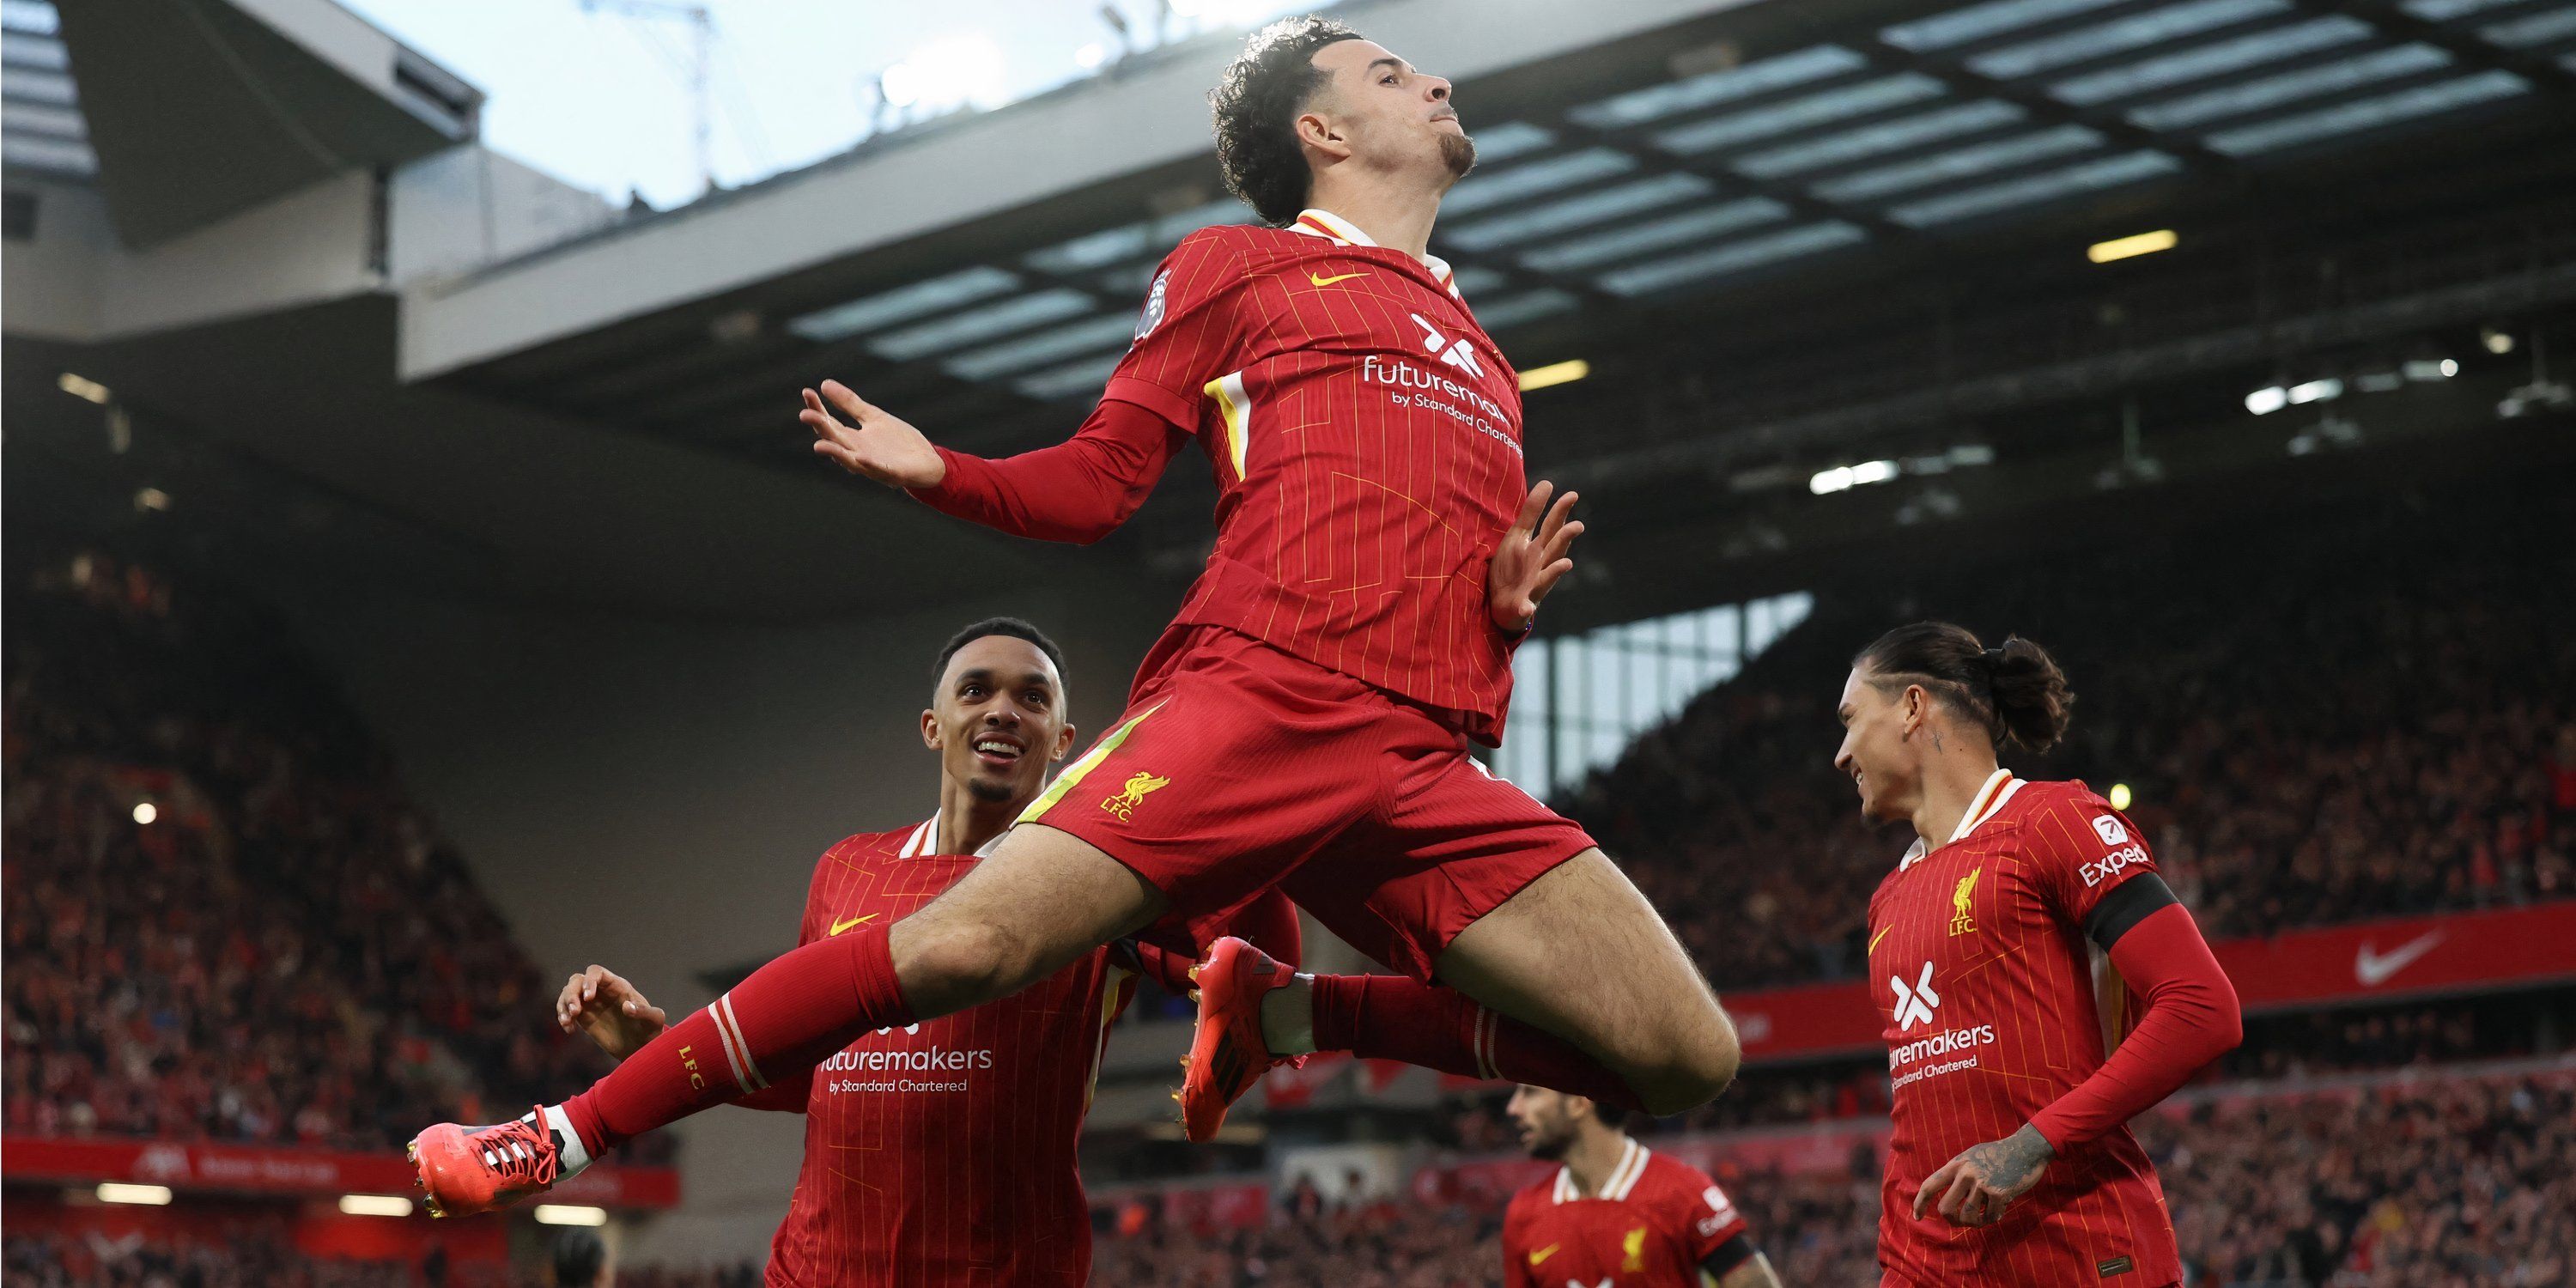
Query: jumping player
[
  {"left": 1834, "top": 623, "right": 2241, "bottom": 1287},
  {"left": 410, "top": 16, "right": 1737, "bottom": 1215},
  {"left": 1500, "top": 1084, "right": 1782, "bottom": 1288},
  {"left": 516, "top": 619, "right": 1295, "bottom": 1284}
]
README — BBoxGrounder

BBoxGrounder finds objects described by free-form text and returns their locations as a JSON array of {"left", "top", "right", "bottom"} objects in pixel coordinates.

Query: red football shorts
[{"left": 1017, "top": 627, "right": 1594, "bottom": 981}]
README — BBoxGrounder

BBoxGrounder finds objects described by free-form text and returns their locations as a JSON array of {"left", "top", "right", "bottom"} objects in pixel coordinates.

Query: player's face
[
  {"left": 1834, "top": 667, "right": 1921, "bottom": 823},
  {"left": 1505, "top": 1084, "right": 1584, "bottom": 1160},
  {"left": 924, "top": 636, "right": 1075, "bottom": 808},
  {"left": 1304, "top": 39, "right": 1475, "bottom": 188}
]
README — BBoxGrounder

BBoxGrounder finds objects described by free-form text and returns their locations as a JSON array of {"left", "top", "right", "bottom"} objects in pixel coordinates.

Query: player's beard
[
  {"left": 965, "top": 775, "right": 1018, "bottom": 804},
  {"left": 1522, "top": 1124, "right": 1573, "bottom": 1161},
  {"left": 1437, "top": 131, "right": 1476, "bottom": 179}
]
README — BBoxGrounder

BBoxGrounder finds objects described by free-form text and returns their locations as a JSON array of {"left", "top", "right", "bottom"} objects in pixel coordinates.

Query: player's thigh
[
  {"left": 1435, "top": 848, "right": 1733, "bottom": 1082},
  {"left": 891, "top": 823, "right": 1166, "bottom": 1014}
]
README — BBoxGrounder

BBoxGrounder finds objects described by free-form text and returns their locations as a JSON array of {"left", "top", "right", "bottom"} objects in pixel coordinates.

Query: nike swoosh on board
[{"left": 2354, "top": 929, "right": 2444, "bottom": 986}]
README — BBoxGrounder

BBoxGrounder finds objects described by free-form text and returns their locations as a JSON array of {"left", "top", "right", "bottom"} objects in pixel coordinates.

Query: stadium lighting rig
[
  {"left": 2087, "top": 228, "right": 2177, "bottom": 264},
  {"left": 339, "top": 1194, "right": 414, "bottom": 1218},
  {"left": 95, "top": 1183, "right": 173, "bottom": 1206},
  {"left": 535, "top": 1204, "right": 611, "bottom": 1226}
]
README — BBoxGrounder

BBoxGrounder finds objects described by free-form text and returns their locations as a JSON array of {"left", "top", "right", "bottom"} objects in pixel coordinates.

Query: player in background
[
  {"left": 406, "top": 15, "right": 1739, "bottom": 1217},
  {"left": 443, "top": 618, "right": 1296, "bottom": 1284},
  {"left": 1500, "top": 1084, "right": 1781, "bottom": 1288},
  {"left": 1836, "top": 623, "right": 2241, "bottom": 1287}
]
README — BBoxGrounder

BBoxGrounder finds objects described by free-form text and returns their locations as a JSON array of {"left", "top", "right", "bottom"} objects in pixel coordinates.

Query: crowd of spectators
[
  {"left": 1, "top": 552, "right": 641, "bottom": 1156},
  {"left": 1097, "top": 1066, "right": 2573, "bottom": 1287},
  {"left": 1564, "top": 483, "right": 2576, "bottom": 990}
]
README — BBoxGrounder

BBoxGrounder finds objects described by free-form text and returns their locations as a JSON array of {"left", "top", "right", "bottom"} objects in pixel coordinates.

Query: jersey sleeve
[
  {"left": 1499, "top": 1192, "right": 1536, "bottom": 1288},
  {"left": 1098, "top": 229, "right": 1256, "bottom": 429},
  {"left": 2024, "top": 785, "right": 2160, "bottom": 933},
  {"left": 1667, "top": 1165, "right": 1750, "bottom": 1264}
]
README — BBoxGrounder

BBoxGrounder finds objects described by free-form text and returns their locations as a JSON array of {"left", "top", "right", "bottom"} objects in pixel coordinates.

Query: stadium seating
[
  {"left": 1, "top": 551, "right": 648, "bottom": 1158},
  {"left": 1565, "top": 481, "right": 2576, "bottom": 993}
]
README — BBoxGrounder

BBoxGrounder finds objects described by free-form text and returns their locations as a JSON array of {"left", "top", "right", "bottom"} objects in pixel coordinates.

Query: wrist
[{"left": 2015, "top": 1119, "right": 2063, "bottom": 1157}]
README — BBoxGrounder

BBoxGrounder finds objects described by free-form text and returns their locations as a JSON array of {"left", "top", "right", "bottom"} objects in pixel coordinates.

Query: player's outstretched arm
[
  {"left": 1488, "top": 481, "right": 1583, "bottom": 633},
  {"left": 557, "top": 965, "right": 669, "bottom": 1060}
]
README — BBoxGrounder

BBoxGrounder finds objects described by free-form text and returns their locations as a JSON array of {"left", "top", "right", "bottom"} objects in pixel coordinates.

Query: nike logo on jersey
[
  {"left": 829, "top": 913, "right": 878, "bottom": 937},
  {"left": 1526, "top": 1244, "right": 1559, "bottom": 1267},
  {"left": 1308, "top": 270, "right": 1368, "bottom": 287},
  {"left": 1869, "top": 925, "right": 1893, "bottom": 953},
  {"left": 2354, "top": 929, "right": 2444, "bottom": 987}
]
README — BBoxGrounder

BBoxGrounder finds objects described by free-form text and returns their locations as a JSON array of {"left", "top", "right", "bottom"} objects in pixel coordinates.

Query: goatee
[{"left": 1438, "top": 131, "right": 1477, "bottom": 179}]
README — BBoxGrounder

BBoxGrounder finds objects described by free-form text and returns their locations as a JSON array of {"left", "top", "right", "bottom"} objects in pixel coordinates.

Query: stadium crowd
[
  {"left": 1565, "top": 489, "right": 2576, "bottom": 991},
  {"left": 1, "top": 552, "right": 638, "bottom": 1156},
  {"left": 1097, "top": 1066, "right": 2573, "bottom": 1287}
]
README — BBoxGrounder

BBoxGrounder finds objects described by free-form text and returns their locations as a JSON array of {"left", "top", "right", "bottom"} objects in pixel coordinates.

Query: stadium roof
[
  {"left": 3, "top": 0, "right": 478, "bottom": 246},
  {"left": 414, "top": 0, "right": 2575, "bottom": 472}
]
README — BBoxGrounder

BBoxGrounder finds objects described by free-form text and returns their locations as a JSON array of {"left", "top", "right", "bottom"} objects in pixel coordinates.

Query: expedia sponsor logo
[
  {"left": 1888, "top": 1024, "right": 1997, "bottom": 1070},
  {"left": 2081, "top": 843, "right": 2149, "bottom": 887}
]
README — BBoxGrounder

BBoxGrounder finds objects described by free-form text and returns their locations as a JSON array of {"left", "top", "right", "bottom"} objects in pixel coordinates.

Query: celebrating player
[
  {"left": 1835, "top": 623, "right": 2241, "bottom": 1286},
  {"left": 409, "top": 15, "right": 1738, "bottom": 1215},
  {"left": 453, "top": 619, "right": 1294, "bottom": 1283},
  {"left": 1500, "top": 1084, "right": 1782, "bottom": 1288}
]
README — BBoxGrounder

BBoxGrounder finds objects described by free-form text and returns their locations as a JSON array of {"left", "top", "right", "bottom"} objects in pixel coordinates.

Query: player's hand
[
  {"left": 1488, "top": 480, "right": 1583, "bottom": 634},
  {"left": 801, "top": 380, "right": 947, "bottom": 489},
  {"left": 1914, "top": 1123, "right": 2056, "bottom": 1228},
  {"left": 556, "top": 965, "right": 669, "bottom": 1060}
]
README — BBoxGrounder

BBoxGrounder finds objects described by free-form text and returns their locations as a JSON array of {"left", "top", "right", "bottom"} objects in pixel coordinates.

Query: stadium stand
[
  {"left": 2, "top": 550, "right": 641, "bottom": 1156},
  {"left": 1564, "top": 473, "right": 2576, "bottom": 993}
]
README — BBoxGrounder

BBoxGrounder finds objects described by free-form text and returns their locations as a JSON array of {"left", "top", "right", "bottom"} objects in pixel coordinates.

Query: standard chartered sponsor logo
[
  {"left": 1361, "top": 355, "right": 1521, "bottom": 456},
  {"left": 819, "top": 1047, "right": 995, "bottom": 1074}
]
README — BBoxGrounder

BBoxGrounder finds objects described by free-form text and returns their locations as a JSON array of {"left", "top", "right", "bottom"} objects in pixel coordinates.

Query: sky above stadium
[{"left": 340, "top": 0, "right": 1332, "bottom": 210}]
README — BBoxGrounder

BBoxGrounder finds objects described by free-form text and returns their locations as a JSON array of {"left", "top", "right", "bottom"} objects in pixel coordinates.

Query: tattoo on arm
[{"left": 1968, "top": 1124, "right": 2057, "bottom": 1192}]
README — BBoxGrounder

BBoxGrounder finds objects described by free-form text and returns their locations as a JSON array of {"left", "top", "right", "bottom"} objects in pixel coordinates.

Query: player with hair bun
[{"left": 1834, "top": 623, "right": 2243, "bottom": 1288}]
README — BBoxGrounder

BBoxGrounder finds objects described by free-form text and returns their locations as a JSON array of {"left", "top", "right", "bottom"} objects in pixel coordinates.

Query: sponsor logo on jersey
[
  {"left": 1950, "top": 869, "right": 1980, "bottom": 937},
  {"left": 1892, "top": 961, "right": 1942, "bottom": 1032},
  {"left": 1620, "top": 1225, "right": 1648, "bottom": 1272},
  {"left": 1888, "top": 1022, "right": 1998, "bottom": 1091},
  {"left": 1359, "top": 355, "right": 1520, "bottom": 455},
  {"left": 2354, "top": 929, "right": 2445, "bottom": 987},
  {"left": 1134, "top": 270, "right": 1170, "bottom": 343},
  {"left": 2081, "top": 843, "right": 2150, "bottom": 888},
  {"left": 2092, "top": 815, "right": 2129, "bottom": 846},
  {"left": 829, "top": 912, "right": 878, "bottom": 936},
  {"left": 1408, "top": 312, "right": 1487, "bottom": 378},
  {"left": 1526, "top": 1243, "right": 1559, "bottom": 1267},
  {"left": 1696, "top": 1184, "right": 1737, "bottom": 1237},
  {"left": 1308, "top": 270, "right": 1369, "bottom": 287},
  {"left": 1101, "top": 770, "right": 1171, "bottom": 822}
]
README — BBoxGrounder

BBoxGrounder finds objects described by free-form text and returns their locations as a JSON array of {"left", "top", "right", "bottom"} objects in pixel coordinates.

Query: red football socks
[
  {"left": 1307, "top": 974, "right": 1643, "bottom": 1112},
  {"left": 562, "top": 921, "right": 914, "bottom": 1155}
]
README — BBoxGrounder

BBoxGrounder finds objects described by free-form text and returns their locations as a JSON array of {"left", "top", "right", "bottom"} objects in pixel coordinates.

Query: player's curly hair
[
  {"left": 1211, "top": 15, "right": 1364, "bottom": 225},
  {"left": 1856, "top": 622, "right": 2075, "bottom": 752},
  {"left": 933, "top": 617, "right": 1068, "bottom": 692}
]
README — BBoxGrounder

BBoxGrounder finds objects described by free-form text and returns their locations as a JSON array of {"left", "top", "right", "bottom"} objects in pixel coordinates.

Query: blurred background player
[
  {"left": 506, "top": 618, "right": 1297, "bottom": 1283},
  {"left": 1834, "top": 623, "right": 2242, "bottom": 1287},
  {"left": 550, "top": 1229, "right": 612, "bottom": 1288},
  {"left": 409, "top": 15, "right": 1741, "bottom": 1216},
  {"left": 1501, "top": 1084, "right": 1780, "bottom": 1288}
]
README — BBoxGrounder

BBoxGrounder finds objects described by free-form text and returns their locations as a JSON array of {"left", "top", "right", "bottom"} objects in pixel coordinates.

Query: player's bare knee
[
  {"left": 900, "top": 919, "right": 1044, "bottom": 1011},
  {"left": 1628, "top": 1007, "right": 1741, "bottom": 1115}
]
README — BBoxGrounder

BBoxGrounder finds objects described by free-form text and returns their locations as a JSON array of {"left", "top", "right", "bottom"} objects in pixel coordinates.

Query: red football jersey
[
  {"left": 1500, "top": 1139, "right": 1753, "bottom": 1288},
  {"left": 764, "top": 819, "right": 1133, "bottom": 1287},
  {"left": 1105, "top": 208, "right": 1529, "bottom": 744},
  {"left": 1866, "top": 771, "right": 2182, "bottom": 1288}
]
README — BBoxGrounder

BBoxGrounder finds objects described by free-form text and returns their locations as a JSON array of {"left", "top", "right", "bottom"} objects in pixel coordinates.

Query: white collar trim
[
  {"left": 1289, "top": 207, "right": 1460, "bottom": 294},
  {"left": 1554, "top": 1138, "right": 1648, "bottom": 1204},
  {"left": 897, "top": 815, "right": 940, "bottom": 858},
  {"left": 1899, "top": 769, "right": 2020, "bottom": 870}
]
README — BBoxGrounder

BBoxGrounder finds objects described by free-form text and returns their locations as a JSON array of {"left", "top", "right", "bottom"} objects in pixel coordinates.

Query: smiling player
[{"left": 1834, "top": 623, "right": 2241, "bottom": 1287}]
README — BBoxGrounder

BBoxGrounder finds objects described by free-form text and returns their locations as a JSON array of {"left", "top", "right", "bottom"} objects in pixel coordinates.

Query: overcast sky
[{"left": 340, "top": 0, "right": 1331, "bottom": 209}]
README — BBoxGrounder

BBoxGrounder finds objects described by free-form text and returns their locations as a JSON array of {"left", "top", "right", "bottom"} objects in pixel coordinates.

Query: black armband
[
  {"left": 1700, "top": 1233, "right": 1757, "bottom": 1279},
  {"left": 2084, "top": 873, "right": 2179, "bottom": 950}
]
